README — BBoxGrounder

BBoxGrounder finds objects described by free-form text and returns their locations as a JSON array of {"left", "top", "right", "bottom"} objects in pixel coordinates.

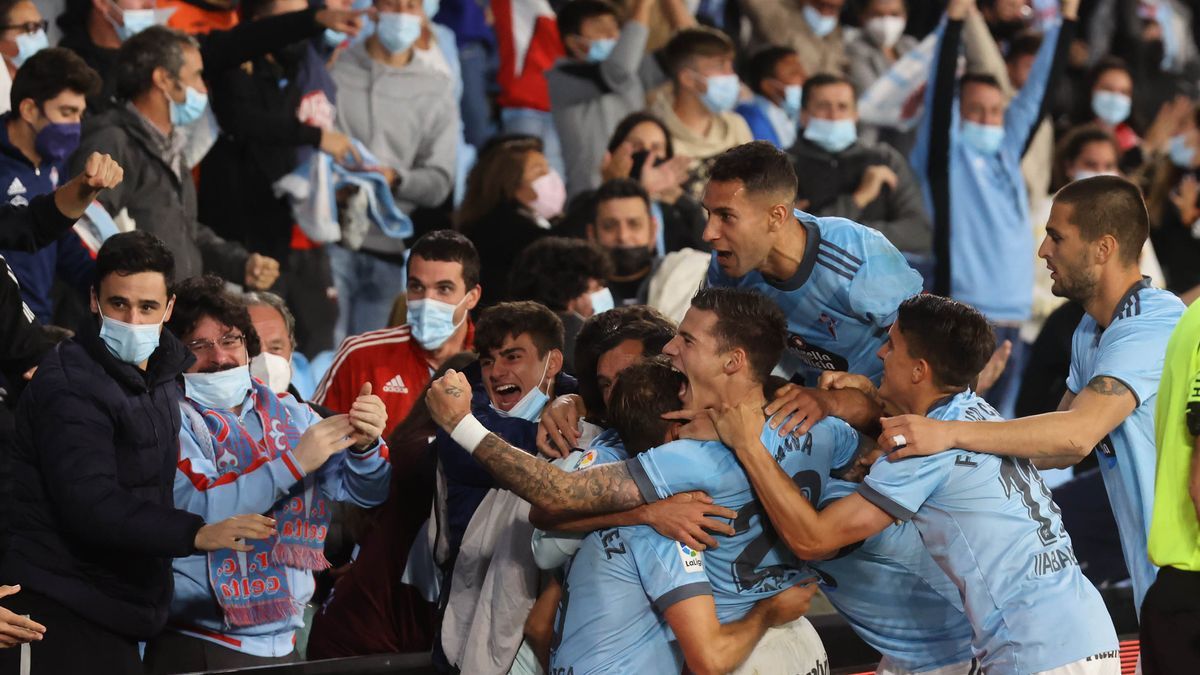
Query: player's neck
[
  {"left": 1085, "top": 266, "right": 1145, "bottom": 330},
  {"left": 760, "top": 217, "right": 808, "bottom": 282},
  {"left": 716, "top": 377, "right": 766, "bottom": 410}
]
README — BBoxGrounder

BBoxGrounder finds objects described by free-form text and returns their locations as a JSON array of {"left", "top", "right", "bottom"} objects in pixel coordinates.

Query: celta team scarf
[{"left": 190, "top": 380, "right": 332, "bottom": 626}]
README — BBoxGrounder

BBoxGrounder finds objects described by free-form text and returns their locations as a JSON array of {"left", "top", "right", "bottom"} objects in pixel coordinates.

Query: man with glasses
[
  {"left": 145, "top": 274, "right": 391, "bottom": 671},
  {"left": 0, "top": 0, "right": 48, "bottom": 96}
]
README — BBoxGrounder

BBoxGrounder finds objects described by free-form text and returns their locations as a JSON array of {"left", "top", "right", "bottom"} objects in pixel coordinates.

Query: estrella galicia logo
[{"left": 787, "top": 333, "right": 849, "bottom": 372}]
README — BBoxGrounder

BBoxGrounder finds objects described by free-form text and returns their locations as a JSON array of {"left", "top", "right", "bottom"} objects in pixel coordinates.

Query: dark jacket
[
  {"left": 463, "top": 202, "right": 548, "bottom": 307},
  {"left": 0, "top": 324, "right": 205, "bottom": 639},
  {"left": 71, "top": 104, "right": 249, "bottom": 283},
  {"left": 790, "top": 137, "right": 932, "bottom": 256}
]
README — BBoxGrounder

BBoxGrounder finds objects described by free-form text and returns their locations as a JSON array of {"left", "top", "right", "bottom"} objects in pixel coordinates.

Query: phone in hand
[{"left": 629, "top": 150, "right": 669, "bottom": 181}]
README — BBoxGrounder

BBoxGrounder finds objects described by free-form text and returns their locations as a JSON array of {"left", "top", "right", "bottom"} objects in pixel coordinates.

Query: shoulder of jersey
[
  {"left": 334, "top": 325, "right": 414, "bottom": 355},
  {"left": 811, "top": 219, "right": 870, "bottom": 281},
  {"left": 1112, "top": 286, "right": 1186, "bottom": 325}
]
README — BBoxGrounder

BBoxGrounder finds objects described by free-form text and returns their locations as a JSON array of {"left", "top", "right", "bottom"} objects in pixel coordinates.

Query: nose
[
  {"left": 662, "top": 335, "right": 681, "bottom": 356},
  {"left": 702, "top": 217, "right": 720, "bottom": 243},
  {"left": 875, "top": 343, "right": 886, "bottom": 361},
  {"left": 1036, "top": 236, "right": 1051, "bottom": 260}
]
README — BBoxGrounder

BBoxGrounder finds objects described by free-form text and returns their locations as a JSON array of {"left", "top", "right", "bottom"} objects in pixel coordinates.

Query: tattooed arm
[
  {"left": 881, "top": 376, "right": 1138, "bottom": 464},
  {"left": 427, "top": 369, "right": 647, "bottom": 517}
]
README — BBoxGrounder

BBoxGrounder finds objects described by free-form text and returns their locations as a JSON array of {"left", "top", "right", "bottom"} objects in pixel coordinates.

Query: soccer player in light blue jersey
[
  {"left": 880, "top": 176, "right": 1185, "bottom": 613},
  {"left": 707, "top": 295, "right": 1120, "bottom": 675}
]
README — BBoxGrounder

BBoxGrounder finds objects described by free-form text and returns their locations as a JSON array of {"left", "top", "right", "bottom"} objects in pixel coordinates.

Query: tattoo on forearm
[
  {"left": 473, "top": 434, "right": 645, "bottom": 514},
  {"left": 1086, "top": 376, "right": 1131, "bottom": 398}
]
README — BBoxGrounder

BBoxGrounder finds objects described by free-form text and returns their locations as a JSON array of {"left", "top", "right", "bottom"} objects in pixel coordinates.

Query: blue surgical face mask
[
  {"left": 700, "top": 73, "right": 740, "bottom": 114},
  {"left": 803, "top": 117, "right": 857, "bottom": 153},
  {"left": 782, "top": 84, "right": 803, "bottom": 118},
  {"left": 98, "top": 304, "right": 169, "bottom": 366},
  {"left": 1091, "top": 91, "right": 1131, "bottom": 126},
  {"left": 960, "top": 120, "right": 1005, "bottom": 155},
  {"left": 12, "top": 29, "right": 48, "bottom": 68},
  {"left": 111, "top": 8, "right": 160, "bottom": 42},
  {"left": 586, "top": 37, "right": 616, "bottom": 63},
  {"left": 1169, "top": 134, "right": 1195, "bottom": 169},
  {"left": 589, "top": 287, "right": 614, "bottom": 315},
  {"left": 423, "top": 0, "right": 440, "bottom": 20},
  {"left": 408, "top": 295, "right": 467, "bottom": 350},
  {"left": 377, "top": 12, "right": 422, "bottom": 54},
  {"left": 492, "top": 356, "right": 551, "bottom": 422},
  {"left": 802, "top": 4, "right": 838, "bottom": 38},
  {"left": 323, "top": 28, "right": 348, "bottom": 47},
  {"left": 169, "top": 85, "right": 208, "bottom": 127},
  {"left": 183, "top": 365, "right": 253, "bottom": 410}
]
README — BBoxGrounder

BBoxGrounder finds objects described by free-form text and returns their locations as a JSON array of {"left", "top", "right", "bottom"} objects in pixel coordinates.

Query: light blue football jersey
[
  {"left": 1066, "top": 279, "right": 1184, "bottom": 612},
  {"left": 549, "top": 525, "right": 712, "bottom": 675},
  {"left": 809, "top": 480, "right": 974, "bottom": 672},
  {"left": 860, "top": 390, "right": 1118, "bottom": 675},
  {"left": 707, "top": 210, "right": 923, "bottom": 385},
  {"left": 627, "top": 416, "right": 860, "bottom": 621}
]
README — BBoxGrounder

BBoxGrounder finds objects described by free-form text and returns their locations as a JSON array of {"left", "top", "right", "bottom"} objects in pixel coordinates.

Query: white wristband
[{"left": 451, "top": 414, "right": 490, "bottom": 454}]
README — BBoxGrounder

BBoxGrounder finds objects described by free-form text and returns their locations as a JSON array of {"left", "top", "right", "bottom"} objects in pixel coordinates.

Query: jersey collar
[{"left": 1106, "top": 276, "right": 1153, "bottom": 327}]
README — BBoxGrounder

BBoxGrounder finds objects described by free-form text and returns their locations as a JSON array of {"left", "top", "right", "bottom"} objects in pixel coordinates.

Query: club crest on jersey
[
  {"left": 786, "top": 333, "right": 849, "bottom": 372},
  {"left": 677, "top": 542, "right": 705, "bottom": 573},
  {"left": 817, "top": 313, "right": 838, "bottom": 340},
  {"left": 577, "top": 449, "right": 598, "bottom": 469}
]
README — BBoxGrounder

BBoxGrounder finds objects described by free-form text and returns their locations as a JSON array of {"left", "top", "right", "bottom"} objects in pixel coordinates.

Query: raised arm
[{"left": 1007, "top": 0, "right": 1077, "bottom": 156}]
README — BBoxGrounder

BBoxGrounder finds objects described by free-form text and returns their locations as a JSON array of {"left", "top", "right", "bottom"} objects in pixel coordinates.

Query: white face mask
[
  {"left": 490, "top": 356, "right": 552, "bottom": 422},
  {"left": 184, "top": 365, "right": 252, "bottom": 410},
  {"left": 864, "top": 15, "right": 906, "bottom": 49},
  {"left": 250, "top": 352, "right": 292, "bottom": 394}
]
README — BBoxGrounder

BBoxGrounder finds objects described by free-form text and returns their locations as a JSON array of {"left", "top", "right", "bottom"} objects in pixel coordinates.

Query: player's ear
[
  {"left": 724, "top": 347, "right": 747, "bottom": 375},
  {"left": 912, "top": 358, "right": 928, "bottom": 385},
  {"left": 1094, "top": 233, "right": 1117, "bottom": 265}
]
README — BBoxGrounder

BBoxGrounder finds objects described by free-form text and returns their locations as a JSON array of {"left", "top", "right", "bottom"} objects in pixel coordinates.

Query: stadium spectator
[
  {"left": 0, "top": 232, "right": 275, "bottom": 674},
  {"left": 142, "top": 275, "right": 389, "bottom": 672},
  {"left": 0, "top": 0, "right": 47, "bottom": 99},
  {"left": 508, "top": 236, "right": 613, "bottom": 372},
  {"left": 1143, "top": 104, "right": 1200, "bottom": 300},
  {"left": 492, "top": 0, "right": 565, "bottom": 177},
  {"left": 314, "top": 230, "right": 480, "bottom": 437},
  {"left": 244, "top": 290, "right": 312, "bottom": 401},
  {"left": 735, "top": 46, "right": 806, "bottom": 150},
  {"left": 790, "top": 74, "right": 932, "bottom": 265},
  {"left": 56, "top": 0, "right": 170, "bottom": 110},
  {"left": 845, "top": 0, "right": 917, "bottom": 99},
  {"left": 0, "top": 48, "right": 100, "bottom": 326},
  {"left": 741, "top": 0, "right": 848, "bottom": 78},
  {"left": 329, "top": 0, "right": 458, "bottom": 342},
  {"left": 548, "top": 0, "right": 671, "bottom": 198}
]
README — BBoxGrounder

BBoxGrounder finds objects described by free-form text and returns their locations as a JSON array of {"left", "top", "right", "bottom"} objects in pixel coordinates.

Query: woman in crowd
[{"left": 1144, "top": 105, "right": 1200, "bottom": 303}]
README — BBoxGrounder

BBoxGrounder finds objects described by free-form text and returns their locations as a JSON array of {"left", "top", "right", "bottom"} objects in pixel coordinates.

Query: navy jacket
[{"left": 0, "top": 322, "right": 205, "bottom": 639}]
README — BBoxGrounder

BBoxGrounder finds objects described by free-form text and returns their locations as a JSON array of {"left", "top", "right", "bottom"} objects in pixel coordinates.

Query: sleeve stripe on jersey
[
  {"left": 817, "top": 247, "right": 861, "bottom": 275},
  {"left": 626, "top": 458, "right": 661, "bottom": 504},
  {"left": 858, "top": 483, "right": 915, "bottom": 522},
  {"left": 819, "top": 240, "right": 864, "bottom": 266},
  {"left": 651, "top": 581, "right": 712, "bottom": 614},
  {"left": 816, "top": 258, "right": 855, "bottom": 281}
]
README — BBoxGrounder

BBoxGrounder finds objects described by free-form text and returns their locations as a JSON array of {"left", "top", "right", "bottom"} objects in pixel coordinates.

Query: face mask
[
  {"left": 323, "top": 28, "right": 348, "bottom": 47},
  {"left": 960, "top": 120, "right": 1005, "bottom": 155},
  {"left": 408, "top": 295, "right": 468, "bottom": 350},
  {"left": 529, "top": 171, "right": 566, "bottom": 220},
  {"left": 782, "top": 84, "right": 803, "bottom": 118},
  {"left": 424, "top": 0, "right": 440, "bottom": 19},
  {"left": 864, "top": 15, "right": 906, "bottom": 49},
  {"left": 98, "top": 306, "right": 167, "bottom": 365},
  {"left": 34, "top": 122, "right": 81, "bottom": 164},
  {"left": 699, "top": 73, "right": 740, "bottom": 114},
  {"left": 586, "top": 37, "right": 616, "bottom": 63},
  {"left": 1091, "top": 91, "right": 1131, "bottom": 126},
  {"left": 803, "top": 117, "right": 857, "bottom": 153},
  {"left": 589, "top": 286, "right": 614, "bottom": 315},
  {"left": 1069, "top": 169, "right": 1116, "bottom": 182},
  {"left": 12, "top": 29, "right": 48, "bottom": 68},
  {"left": 184, "top": 365, "right": 253, "bottom": 410},
  {"left": 249, "top": 352, "right": 292, "bottom": 394},
  {"left": 169, "top": 85, "right": 208, "bottom": 127},
  {"left": 609, "top": 245, "right": 654, "bottom": 277},
  {"left": 377, "top": 12, "right": 422, "bottom": 54},
  {"left": 110, "top": 8, "right": 159, "bottom": 41},
  {"left": 492, "top": 356, "right": 551, "bottom": 422},
  {"left": 802, "top": 4, "right": 838, "bottom": 38},
  {"left": 1169, "top": 134, "right": 1195, "bottom": 169}
]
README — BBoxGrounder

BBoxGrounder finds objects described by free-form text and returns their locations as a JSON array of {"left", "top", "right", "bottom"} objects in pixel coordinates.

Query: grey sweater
[{"left": 332, "top": 42, "right": 459, "bottom": 254}]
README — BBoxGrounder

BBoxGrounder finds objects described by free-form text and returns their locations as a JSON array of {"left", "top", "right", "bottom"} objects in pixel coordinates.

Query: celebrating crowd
[{"left": 0, "top": 0, "right": 1199, "bottom": 673}]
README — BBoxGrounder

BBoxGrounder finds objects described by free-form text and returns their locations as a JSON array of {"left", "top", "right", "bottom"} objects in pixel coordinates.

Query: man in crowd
[
  {"left": 911, "top": 0, "right": 1079, "bottom": 415},
  {"left": 736, "top": 46, "right": 806, "bottom": 150},
  {"left": 790, "top": 74, "right": 932, "bottom": 267},
  {"left": 0, "top": 232, "right": 276, "bottom": 674},
  {"left": 143, "top": 275, "right": 389, "bottom": 672},
  {"left": 705, "top": 293, "right": 1120, "bottom": 674},
  {"left": 880, "top": 176, "right": 1185, "bottom": 615},
  {"left": 741, "top": 0, "right": 848, "bottom": 78},
  {"left": 315, "top": 230, "right": 480, "bottom": 437},
  {"left": 58, "top": 0, "right": 173, "bottom": 110},
  {"left": 244, "top": 290, "right": 306, "bottom": 399},
  {"left": 330, "top": 0, "right": 458, "bottom": 341}
]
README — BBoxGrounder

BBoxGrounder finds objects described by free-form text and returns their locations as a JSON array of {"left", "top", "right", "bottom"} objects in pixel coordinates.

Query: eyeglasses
[
  {"left": 186, "top": 333, "right": 246, "bottom": 355},
  {"left": 3, "top": 20, "right": 48, "bottom": 35}
]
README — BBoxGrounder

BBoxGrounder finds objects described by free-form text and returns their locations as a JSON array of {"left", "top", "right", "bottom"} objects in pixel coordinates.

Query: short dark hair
[
  {"left": 509, "top": 237, "right": 613, "bottom": 311},
  {"left": 895, "top": 295, "right": 994, "bottom": 389},
  {"left": 606, "top": 112, "right": 675, "bottom": 159},
  {"left": 1052, "top": 175, "right": 1149, "bottom": 265},
  {"left": 115, "top": 25, "right": 198, "bottom": 101},
  {"left": 1005, "top": 31, "right": 1043, "bottom": 63},
  {"left": 594, "top": 177, "right": 651, "bottom": 212},
  {"left": 689, "top": 287, "right": 786, "bottom": 384},
  {"left": 10, "top": 48, "right": 101, "bottom": 112},
  {"left": 166, "top": 275, "right": 263, "bottom": 357},
  {"left": 801, "top": 73, "right": 856, "bottom": 111},
  {"left": 744, "top": 46, "right": 797, "bottom": 96},
  {"left": 93, "top": 230, "right": 175, "bottom": 293},
  {"left": 708, "top": 141, "right": 799, "bottom": 203},
  {"left": 1088, "top": 56, "right": 1132, "bottom": 91},
  {"left": 959, "top": 72, "right": 1003, "bottom": 94},
  {"left": 574, "top": 306, "right": 676, "bottom": 417},
  {"left": 606, "top": 356, "right": 687, "bottom": 456},
  {"left": 409, "top": 229, "right": 481, "bottom": 290},
  {"left": 662, "top": 26, "right": 734, "bottom": 78},
  {"left": 556, "top": 0, "right": 620, "bottom": 39},
  {"left": 475, "top": 301, "right": 565, "bottom": 358}
]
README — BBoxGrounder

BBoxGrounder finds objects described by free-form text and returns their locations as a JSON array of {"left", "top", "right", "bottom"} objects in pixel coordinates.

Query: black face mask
[
  {"left": 608, "top": 245, "right": 655, "bottom": 278},
  {"left": 1144, "top": 39, "right": 1166, "bottom": 68}
]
